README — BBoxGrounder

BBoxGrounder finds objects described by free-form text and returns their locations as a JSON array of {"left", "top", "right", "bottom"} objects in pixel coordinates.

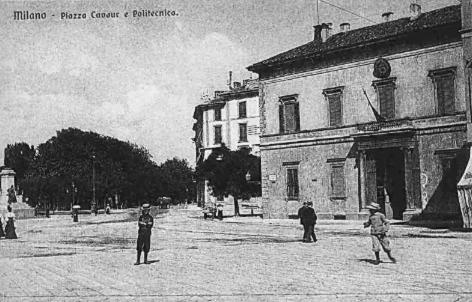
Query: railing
[{"left": 357, "top": 119, "right": 412, "bottom": 132}]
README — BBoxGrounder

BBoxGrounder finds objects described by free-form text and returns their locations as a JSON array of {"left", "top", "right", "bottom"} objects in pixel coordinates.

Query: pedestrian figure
[
  {"left": 105, "top": 203, "right": 111, "bottom": 215},
  {"left": 135, "top": 203, "right": 154, "bottom": 265},
  {"left": 300, "top": 201, "right": 317, "bottom": 243},
  {"left": 5, "top": 205, "right": 17, "bottom": 239},
  {"left": 297, "top": 202, "right": 308, "bottom": 241},
  {"left": 216, "top": 203, "right": 223, "bottom": 220},
  {"left": 363, "top": 202, "right": 396, "bottom": 265},
  {"left": 7, "top": 185, "right": 17, "bottom": 204},
  {"left": 0, "top": 215, "right": 5, "bottom": 238}
]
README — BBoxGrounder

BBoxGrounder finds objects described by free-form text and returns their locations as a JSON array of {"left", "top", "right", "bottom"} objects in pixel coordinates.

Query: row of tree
[{"left": 4, "top": 128, "right": 195, "bottom": 210}]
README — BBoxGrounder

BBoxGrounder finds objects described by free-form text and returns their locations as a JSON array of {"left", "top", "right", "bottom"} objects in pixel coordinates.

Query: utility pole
[{"left": 92, "top": 154, "right": 96, "bottom": 214}]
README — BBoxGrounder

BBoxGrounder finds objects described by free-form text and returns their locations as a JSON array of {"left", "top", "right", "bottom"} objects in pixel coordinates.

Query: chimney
[
  {"left": 321, "top": 23, "right": 332, "bottom": 42},
  {"left": 233, "top": 81, "right": 241, "bottom": 89},
  {"left": 410, "top": 3, "right": 421, "bottom": 20},
  {"left": 228, "top": 71, "right": 232, "bottom": 89},
  {"left": 340, "top": 22, "right": 350, "bottom": 32},
  {"left": 382, "top": 12, "right": 393, "bottom": 22},
  {"left": 313, "top": 24, "right": 323, "bottom": 42}
]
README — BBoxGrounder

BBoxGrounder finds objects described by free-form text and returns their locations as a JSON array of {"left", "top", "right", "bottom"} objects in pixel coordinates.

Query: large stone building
[
  {"left": 193, "top": 78, "right": 260, "bottom": 208},
  {"left": 248, "top": 3, "right": 472, "bottom": 224}
]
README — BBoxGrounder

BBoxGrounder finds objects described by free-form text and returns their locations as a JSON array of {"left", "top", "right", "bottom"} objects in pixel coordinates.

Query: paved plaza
[{"left": 1, "top": 206, "right": 472, "bottom": 301}]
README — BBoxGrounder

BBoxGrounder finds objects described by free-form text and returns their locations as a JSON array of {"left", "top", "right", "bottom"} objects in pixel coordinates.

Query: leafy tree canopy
[
  {"left": 5, "top": 128, "right": 194, "bottom": 209},
  {"left": 196, "top": 145, "right": 261, "bottom": 200}
]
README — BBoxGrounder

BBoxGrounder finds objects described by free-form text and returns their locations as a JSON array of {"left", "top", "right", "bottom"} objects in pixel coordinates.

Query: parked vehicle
[{"left": 155, "top": 197, "right": 172, "bottom": 209}]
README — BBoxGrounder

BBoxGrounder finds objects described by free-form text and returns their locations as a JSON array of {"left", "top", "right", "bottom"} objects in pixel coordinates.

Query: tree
[
  {"left": 20, "top": 128, "right": 164, "bottom": 209},
  {"left": 4, "top": 142, "right": 36, "bottom": 192},
  {"left": 196, "top": 145, "right": 261, "bottom": 215},
  {"left": 158, "top": 158, "right": 195, "bottom": 204}
]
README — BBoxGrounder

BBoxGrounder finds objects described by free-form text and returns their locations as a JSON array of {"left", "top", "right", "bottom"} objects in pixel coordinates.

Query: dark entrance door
[{"left": 366, "top": 148, "right": 406, "bottom": 220}]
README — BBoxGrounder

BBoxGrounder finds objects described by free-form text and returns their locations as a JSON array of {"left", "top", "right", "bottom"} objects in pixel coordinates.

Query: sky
[{"left": 0, "top": 0, "right": 458, "bottom": 166}]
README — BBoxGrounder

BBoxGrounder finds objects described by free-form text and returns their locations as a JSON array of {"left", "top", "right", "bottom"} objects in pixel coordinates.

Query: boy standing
[
  {"left": 135, "top": 203, "right": 154, "bottom": 265},
  {"left": 363, "top": 202, "right": 396, "bottom": 265}
]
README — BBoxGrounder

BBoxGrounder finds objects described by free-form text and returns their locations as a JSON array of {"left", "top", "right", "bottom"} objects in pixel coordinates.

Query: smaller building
[{"left": 193, "top": 78, "right": 260, "bottom": 208}]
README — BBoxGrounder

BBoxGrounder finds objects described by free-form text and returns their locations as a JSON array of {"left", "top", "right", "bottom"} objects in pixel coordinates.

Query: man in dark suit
[
  {"left": 300, "top": 201, "right": 317, "bottom": 243},
  {"left": 297, "top": 202, "right": 307, "bottom": 241}
]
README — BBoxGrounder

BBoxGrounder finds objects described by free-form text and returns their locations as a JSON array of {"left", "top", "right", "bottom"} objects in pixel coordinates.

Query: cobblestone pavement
[{"left": 1, "top": 206, "right": 472, "bottom": 301}]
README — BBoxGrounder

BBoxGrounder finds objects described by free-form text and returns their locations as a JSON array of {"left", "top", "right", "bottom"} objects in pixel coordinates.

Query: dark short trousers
[
  {"left": 371, "top": 234, "right": 391, "bottom": 252},
  {"left": 137, "top": 230, "right": 151, "bottom": 252}
]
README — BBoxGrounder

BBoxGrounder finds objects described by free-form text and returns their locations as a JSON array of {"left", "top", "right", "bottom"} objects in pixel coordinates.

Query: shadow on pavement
[
  {"left": 357, "top": 258, "right": 397, "bottom": 265},
  {"left": 146, "top": 259, "right": 160, "bottom": 264},
  {"left": 18, "top": 252, "right": 77, "bottom": 258},
  {"left": 197, "top": 236, "right": 301, "bottom": 245}
]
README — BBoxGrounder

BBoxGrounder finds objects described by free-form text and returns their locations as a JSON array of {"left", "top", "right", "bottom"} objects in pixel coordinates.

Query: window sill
[
  {"left": 280, "top": 130, "right": 300, "bottom": 135},
  {"left": 330, "top": 196, "right": 346, "bottom": 200}
]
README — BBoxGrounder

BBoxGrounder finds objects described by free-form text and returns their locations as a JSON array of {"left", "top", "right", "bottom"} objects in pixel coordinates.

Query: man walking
[
  {"left": 300, "top": 201, "right": 317, "bottom": 243},
  {"left": 298, "top": 202, "right": 307, "bottom": 241},
  {"left": 135, "top": 203, "right": 154, "bottom": 265},
  {"left": 363, "top": 202, "right": 396, "bottom": 265}
]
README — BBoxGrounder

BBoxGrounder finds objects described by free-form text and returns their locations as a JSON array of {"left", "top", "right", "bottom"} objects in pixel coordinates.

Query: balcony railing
[{"left": 357, "top": 119, "right": 412, "bottom": 132}]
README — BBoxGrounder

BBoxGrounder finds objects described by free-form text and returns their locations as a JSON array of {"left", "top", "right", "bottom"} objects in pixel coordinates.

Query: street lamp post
[
  {"left": 92, "top": 155, "right": 97, "bottom": 215},
  {"left": 72, "top": 182, "right": 76, "bottom": 205}
]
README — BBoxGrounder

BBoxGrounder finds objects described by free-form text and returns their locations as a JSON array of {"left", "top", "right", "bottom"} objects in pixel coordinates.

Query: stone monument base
[{"left": 0, "top": 202, "right": 35, "bottom": 219}]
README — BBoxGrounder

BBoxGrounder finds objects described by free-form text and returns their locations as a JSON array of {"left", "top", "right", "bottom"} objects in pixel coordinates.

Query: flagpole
[{"left": 362, "top": 88, "right": 385, "bottom": 122}]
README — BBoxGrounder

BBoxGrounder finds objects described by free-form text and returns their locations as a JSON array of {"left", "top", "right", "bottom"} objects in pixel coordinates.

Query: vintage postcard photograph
[{"left": 0, "top": 0, "right": 471, "bottom": 301}]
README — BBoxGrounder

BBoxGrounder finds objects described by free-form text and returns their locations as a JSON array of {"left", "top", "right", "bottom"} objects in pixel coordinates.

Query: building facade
[
  {"left": 193, "top": 79, "right": 260, "bottom": 207},
  {"left": 248, "top": 4, "right": 470, "bottom": 223}
]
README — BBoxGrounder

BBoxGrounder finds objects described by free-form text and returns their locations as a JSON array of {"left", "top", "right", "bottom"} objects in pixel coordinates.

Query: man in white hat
[
  {"left": 363, "top": 202, "right": 396, "bottom": 265},
  {"left": 135, "top": 203, "right": 154, "bottom": 265}
]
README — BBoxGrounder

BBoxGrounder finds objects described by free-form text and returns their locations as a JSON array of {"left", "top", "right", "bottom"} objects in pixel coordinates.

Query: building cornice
[
  {"left": 260, "top": 114, "right": 466, "bottom": 150},
  {"left": 259, "top": 42, "right": 462, "bottom": 85}
]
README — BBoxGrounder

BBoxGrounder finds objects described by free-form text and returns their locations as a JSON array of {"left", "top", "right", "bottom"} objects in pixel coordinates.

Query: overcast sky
[{"left": 0, "top": 0, "right": 458, "bottom": 165}]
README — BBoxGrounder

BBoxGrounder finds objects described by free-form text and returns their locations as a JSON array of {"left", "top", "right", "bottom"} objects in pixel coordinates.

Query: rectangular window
[
  {"left": 214, "top": 108, "right": 221, "bottom": 121},
  {"left": 238, "top": 101, "right": 247, "bottom": 118},
  {"left": 372, "top": 78, "right": 396, "bottom": 120},
  {"left": 214, "top": 125, "right": 222, "bottom": 145},
  {"left": 330, "top": 163, "right": 345, "bottom": 198},
  {"left": 279, "top": 95, "right": 300, "bottom": 133},
  {"left": 286, "top": 167, "right": 299, "bottom": 200},
  {"left": 429, "top": 67, "right": 456, "bottom": 116},
  {"left": 323, "top": 87, "right": 344, "bottom": 127},
  {"left": 239, "top": 123, "right": 248, "bottom": 142}
]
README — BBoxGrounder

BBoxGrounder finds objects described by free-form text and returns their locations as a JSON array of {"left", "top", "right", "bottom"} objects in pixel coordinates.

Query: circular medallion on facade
[{"left": 373, "top": 58, "right": 391, "bottom": 79}]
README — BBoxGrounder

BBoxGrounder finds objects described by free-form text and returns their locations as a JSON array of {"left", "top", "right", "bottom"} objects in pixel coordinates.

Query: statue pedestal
[
  {"left": 0, "top": 198, "right": 35, "bottom": 219},
  {"left": 0, "top": 168, "right": 34, "bottom": 219}
]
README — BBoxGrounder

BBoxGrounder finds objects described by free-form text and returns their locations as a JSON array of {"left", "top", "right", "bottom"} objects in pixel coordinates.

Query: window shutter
[
  {"left": 285, "top": 103, "right": 296, "bottom": 132},
  {"left": 239, "top": 124, "right": 247, "bottom": 142},
  {"left": 214, "top": 126, "right": 222, "bottom": 144},
  {"left": 441, "top": 76, "right": 455, "bottom": 115},
  {"left": 286, "top": 168, "right": 299, "bottom": 199},
  {"left": 294, "top": 102, "right": 300, "bottom": 131},
  {"left": 329, "top": 94, "right": 342, "bottom": 126},
  {"left": 378, "top": 85, "right": 395, "bottom": 120},
  {"left": 279, "top": 104, "right": 285, "bottom": 133},
  {"left": 331, "top": 165, "right": 345, "bottom": 197},
  {"left": 239, "top": 102, "right": 247, "bottom": 118}
]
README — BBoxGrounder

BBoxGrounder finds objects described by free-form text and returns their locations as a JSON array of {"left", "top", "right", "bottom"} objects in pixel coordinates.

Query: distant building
[
  {"left": 193, "top": 78, "right": 260, "bottom": 207},
  {"left": 248, "top": 3, "right": 471, "bottom": 224}
]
